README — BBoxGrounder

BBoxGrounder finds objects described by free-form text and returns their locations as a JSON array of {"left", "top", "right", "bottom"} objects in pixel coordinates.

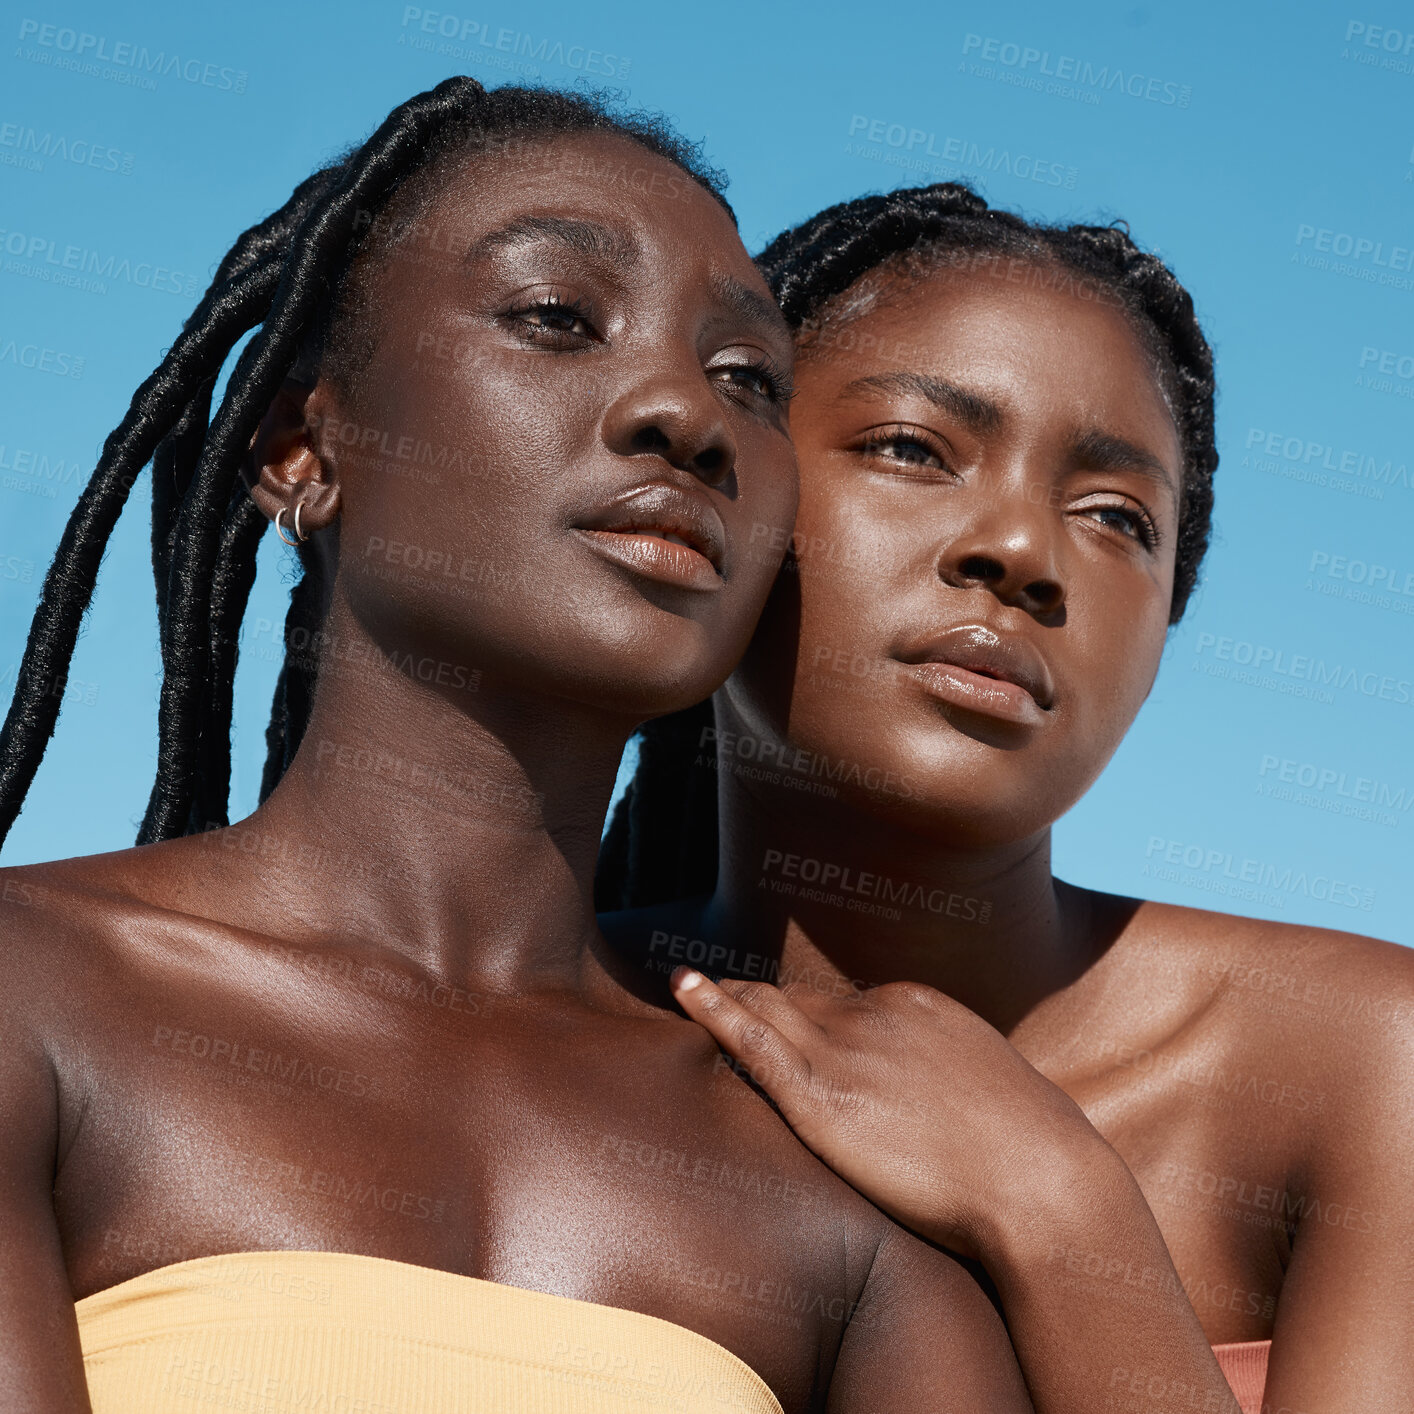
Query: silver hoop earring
[{"left": 274, "top": 503, "right": 311, "bottom": 546}]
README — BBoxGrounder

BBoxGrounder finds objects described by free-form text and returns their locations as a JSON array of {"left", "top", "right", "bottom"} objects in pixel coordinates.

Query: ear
[{"left": 243, "top": 378, "right": 342, "bottom": 537}]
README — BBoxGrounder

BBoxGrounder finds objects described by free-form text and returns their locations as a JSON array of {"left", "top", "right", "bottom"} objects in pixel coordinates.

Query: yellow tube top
[{"left": 76, "top": 1249, "right": 785, "bottom": 1414}]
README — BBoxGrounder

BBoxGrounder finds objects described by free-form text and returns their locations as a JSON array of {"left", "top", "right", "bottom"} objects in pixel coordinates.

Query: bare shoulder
[
  {"left": 0, "top": 842, "right": 214, "bottom": 1033},
  {"left": 1110, "top": 893, "right": 1414, "bottom": 1129},
  {"left": 0, "top": 843, "right": 160, "bottom": 949},
  {"left": 0, "top": 851, "right": 148, "bottom": 1185},
  {"left": 1121, "top": 894, "right": 1414, "bottom": 1030},
  {"left": 0, "top": 855, "right": 112, "bottom": 1003}
]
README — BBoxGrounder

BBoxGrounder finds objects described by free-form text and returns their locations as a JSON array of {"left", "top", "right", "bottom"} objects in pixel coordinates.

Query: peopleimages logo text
[
  {"left": 1294, "top": 224, "right": 1413, "bottom": 271},
  {"left": 1258, "top": 753, "right": 1412, "bottom": 814},
  {"left": 0, "top": 121, "right": 134, "bottom": 175},
  {"left": 1144, "top": 838, "right": 1374, "bottom": 911},
  {"left": 16, "top": 20, "right": 248, "bottom": 92},
  {"left": 399, "top": 8, "right": 629, "bottom": 78},
  {"left": 1194, "top": 633, "right": 1414, "bottom": 706},
  {"left": 846, "top": 116, "right": 1076, "bottom": 188},
  {"left": 961, "top": 33, "right": 1190, "bottom": 105},
  {"left": 1344, "top": 20, "right": 1414, "bottom": 54},
  {"left": 0, "top": 229, "right": 198, "bottom": 297},
  {"left": 1243, "top": 427, "right": 1410, "bottom": 493}
]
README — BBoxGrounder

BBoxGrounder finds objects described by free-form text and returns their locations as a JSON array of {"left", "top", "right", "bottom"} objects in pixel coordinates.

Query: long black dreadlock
[
  {"left": 596, "top": 180, "right": 1219, "bottom": 911},
  {"left": 0, "top": 76, "right": 730, "bottom": 854}
]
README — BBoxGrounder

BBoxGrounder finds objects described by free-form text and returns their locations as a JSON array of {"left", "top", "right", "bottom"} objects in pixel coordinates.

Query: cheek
[
  {"left": 790, "top": 479, "right": 909, "bottom": 644},
  {"left": 1061, "top": 589, "right": 1170, "bottom": 755},
  {"left": 326, "top": 366, "right": 596, "bottom": 674},
  {"left": 339, "top": 361, "right": 577, "bottom": 559},
  {"left": 777, "top": 525, "right": 912, "bottom": 737},
  {"left": 792, "top": 556, "right": 881, "bottom": 682},
  {"left": 790, "top": 463, "right": 857, "bottom": 551},
  {"left": 731, "top": 449, "right": 798, "bottom": 589}
]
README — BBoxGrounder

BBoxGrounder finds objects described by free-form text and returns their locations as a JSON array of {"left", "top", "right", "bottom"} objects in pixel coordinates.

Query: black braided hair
[
  {"left": 0, "top": 77, "right": 731, "bottom": 853},
  {"left": 596, "top": 180, "right": 1218, "bottom": 912}
]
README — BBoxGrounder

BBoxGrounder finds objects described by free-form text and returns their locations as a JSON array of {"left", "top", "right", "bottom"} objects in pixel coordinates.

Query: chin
[
  {"left": 567, "top": 633, "right": 736, "bottom": 722},
  {"left": 910, "top": 788, "right": 1063, "bottom": 849},
  {"left": 792, "top": 714, "right": 1072, "bottom": 840},
  {"left": 820, "top": 769, "right": 1039, "bottom": 847}
]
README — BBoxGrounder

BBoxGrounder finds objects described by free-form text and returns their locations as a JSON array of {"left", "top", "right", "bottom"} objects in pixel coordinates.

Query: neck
[
  {"left": 709, "top": 763, "right": 1098, "bottom": 1034},
  {"left": 222, "top": 597, "right": 634, "bottom": 995}
]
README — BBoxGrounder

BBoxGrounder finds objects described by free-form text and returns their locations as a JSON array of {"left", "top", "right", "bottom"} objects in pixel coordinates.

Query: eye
[
  {"left": 858, "top": 425, "right": 955, "bottom": 479},
  {"left": 710, "top": 353, "right": 793, "bottom": 406},
  {"left": 1076, "top": 499, "right": 1160, "bottom": 548},
  {"left": 504, "top": 295, "right": 598, "bottom": 345}
]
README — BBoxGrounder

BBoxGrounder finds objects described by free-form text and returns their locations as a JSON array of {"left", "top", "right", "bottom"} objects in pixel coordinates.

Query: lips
[
  {"left": 572, "top": 482, "right": 726, "bottom": 593},
  {"left": 896, "top": 623, "right": 1055, "bottom": 726}
]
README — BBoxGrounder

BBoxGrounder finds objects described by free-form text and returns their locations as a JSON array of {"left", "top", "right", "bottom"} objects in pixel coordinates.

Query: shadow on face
[
  {"left": 277, "top": 131, "right": 800, "bottom": 728},
  {"left": 717, "top": 258, "right": 1184, "bottom": 847}
]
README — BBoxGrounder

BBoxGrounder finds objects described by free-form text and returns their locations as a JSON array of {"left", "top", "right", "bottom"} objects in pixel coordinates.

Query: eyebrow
[
  {"left": 839, "top": 371, "right": 1179, "bottom": 495},
  {"left": 836, "top": 371, "right": 1003, "bottom": 436},
  {"left": 463, "top": 222, "right": 787, "bottom": 345},
  {"left": 464, "top": 216, "right": 638, "bottom": 267},
  {"left": 1069, "top": 428, "right": 1178, "bottom": 496},
  {"left": 709, "top": 272, "right": 792, "bottom": 344}
]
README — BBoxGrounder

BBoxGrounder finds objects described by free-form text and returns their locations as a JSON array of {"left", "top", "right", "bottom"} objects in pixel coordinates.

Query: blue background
[{"left": 2, "top": 1, "right": 1411, "bottom": 944}]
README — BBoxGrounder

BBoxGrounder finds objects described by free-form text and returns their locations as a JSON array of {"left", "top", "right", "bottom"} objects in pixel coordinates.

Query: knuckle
[
  {"left": 816, "top": 1072, "right": 857, "bottom": 1111},
  {"left": 732, "top": 981, "right": 780, "bottom": 1008},
  {"left": 778, "top": 978, "right": 827, "bottom": 1013},
  {"left": 876, "top": 980, "right": 941, "bottom": 1011},
  {"left": 736, "top": 1018, "right": 777, "bottom": 1055},
  {"left": 693, "top": 986, "right": 726, "bottom": 1014}
]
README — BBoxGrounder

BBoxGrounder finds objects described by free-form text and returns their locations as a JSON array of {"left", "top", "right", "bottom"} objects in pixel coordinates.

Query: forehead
[
  {"left": 400, "top": 129, "right": 749, "bottom": 280},
  {"left": 808, "top": 263, "right": 1178, "bottom": 447}
]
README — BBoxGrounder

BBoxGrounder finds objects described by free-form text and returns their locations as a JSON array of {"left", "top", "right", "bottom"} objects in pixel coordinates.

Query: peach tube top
[
  {"left": 1211, "top": 1340, "right": 1271, "bottom": 1414},
  {"left": 76, "top": 1249, "right": 785, "bottom": 1413}
]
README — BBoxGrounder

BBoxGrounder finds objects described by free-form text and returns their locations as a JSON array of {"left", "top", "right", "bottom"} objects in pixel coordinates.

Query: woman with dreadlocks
[
  {"left": 0, "top": 93, "right": 1039, "bottom": 1412},
  {"left": 600, "top": 182, "right": 1414, "bottom": 1414}
]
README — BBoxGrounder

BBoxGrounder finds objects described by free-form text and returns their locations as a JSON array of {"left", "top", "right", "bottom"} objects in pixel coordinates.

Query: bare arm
[
  {"left": 1257, "top": 947, "right": 1414, "bottom": 1412},
  {"left": 0, "top": 922, "right": 92, "bottom": 1413},
  {"left": 977, "top": 1138, "right": 1238, "bottom": 1414},
  {"left": 675, "top": 970, "right": 1239, "bottom": 1414},
  {"left": 829, "top": 1222, "right": 1032, "bottom": 1412}
]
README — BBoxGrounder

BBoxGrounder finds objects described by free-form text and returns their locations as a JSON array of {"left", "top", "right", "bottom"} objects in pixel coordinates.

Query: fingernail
[{"left": 672, "top": 967, "right": 703, "bottom": 992}]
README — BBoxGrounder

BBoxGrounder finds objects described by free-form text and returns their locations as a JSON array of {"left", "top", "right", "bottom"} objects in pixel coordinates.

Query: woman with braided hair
[
  {"left": 0, "top": 95, "right": 1039, "bottom": 1412},
  {"left": 600, "top": 182, "right": 1414, "bottom": 1414}
]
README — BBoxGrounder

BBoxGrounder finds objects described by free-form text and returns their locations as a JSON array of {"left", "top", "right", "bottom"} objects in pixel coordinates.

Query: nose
[
  {"left": 936, "top": 495, "right": 1066, "bottom": 618},
  {"left": 601, "top": 362, "right": 737, "bottom": 489}
]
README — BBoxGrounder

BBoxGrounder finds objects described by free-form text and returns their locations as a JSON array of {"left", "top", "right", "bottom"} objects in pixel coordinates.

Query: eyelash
[
  {"left": 861, "top": 426, "right": 1161, "bottom": 549},
  {"left": 859, "top": 426, "right": 954, "bottom": 477},
  {"left": 505, "top": 294, "right": 596, "bottom": 345},
  {"left": 505, "top": 296, "right": 792, "bottom": 407},
  {"left": 714, "top": 353, "right": 794, "bottom": 407},
  {"left": 1083, "top": 503, "right": 1161, "bottom": 549}
]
